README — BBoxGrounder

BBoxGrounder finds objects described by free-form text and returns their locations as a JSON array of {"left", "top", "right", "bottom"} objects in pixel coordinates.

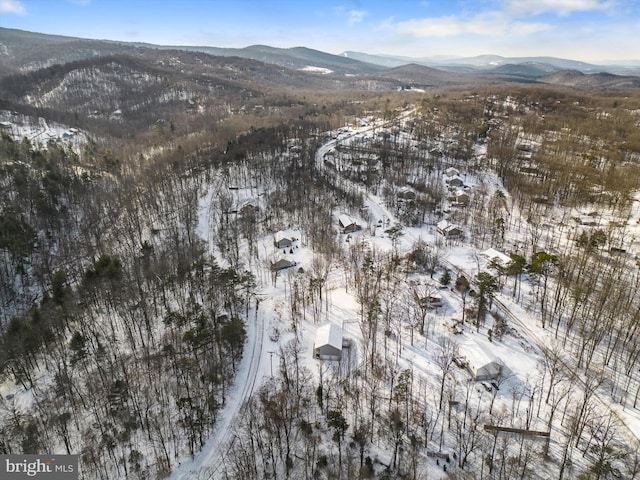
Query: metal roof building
[{"left": 314, "top": 324, "right": 343, "bottom": 361}]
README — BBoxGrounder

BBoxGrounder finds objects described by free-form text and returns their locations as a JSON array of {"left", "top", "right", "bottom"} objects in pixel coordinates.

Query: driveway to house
[{"left": 168, "top": 300, "right": 266, "bottom": 479}]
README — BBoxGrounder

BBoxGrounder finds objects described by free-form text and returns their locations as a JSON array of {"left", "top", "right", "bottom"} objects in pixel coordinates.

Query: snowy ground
[
  {"left": 0, "top": 110, "right": 88, "bottom": 151},
  {"left": 170, "top": 110, "right": 640, "bottom": 478}
]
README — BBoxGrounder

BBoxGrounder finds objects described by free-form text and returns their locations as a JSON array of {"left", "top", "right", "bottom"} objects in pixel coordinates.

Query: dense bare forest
[{"left": 2, "top": 38, "right": 640, "bottom": 480}]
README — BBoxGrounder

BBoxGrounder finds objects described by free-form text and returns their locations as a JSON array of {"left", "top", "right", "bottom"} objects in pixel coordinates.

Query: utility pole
[{"left": 268, "top": 351, "right": 275, "bottom": 377}]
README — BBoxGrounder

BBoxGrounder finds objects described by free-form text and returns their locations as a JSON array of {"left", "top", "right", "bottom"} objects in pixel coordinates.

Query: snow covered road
[{"left": 168, "top": 301, "right": 266, "bottom": 479}]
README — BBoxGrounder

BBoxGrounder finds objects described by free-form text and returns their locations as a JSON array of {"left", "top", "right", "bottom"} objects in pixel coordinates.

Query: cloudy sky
[{"left": 1, "top": 0, "right": 639, "bottom": 62}]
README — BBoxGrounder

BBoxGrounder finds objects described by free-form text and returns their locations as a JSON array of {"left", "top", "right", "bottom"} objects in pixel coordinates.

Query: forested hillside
[{"left": 2, "top": 38, "right": 640, "bottom": 480}]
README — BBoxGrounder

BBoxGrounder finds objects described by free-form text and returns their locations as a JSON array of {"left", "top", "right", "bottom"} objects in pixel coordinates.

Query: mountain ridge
[
  {"left": 1, "top": 27, "right": 640, "bottom": 91},
  {"left": 341, "top": 50, "right": 640, "bottom": 75}
]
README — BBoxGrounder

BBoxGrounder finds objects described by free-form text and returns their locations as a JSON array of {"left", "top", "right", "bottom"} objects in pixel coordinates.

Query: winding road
[
  {"left": 321, "top": 111, "right": 640, "bottom": 450},
  {"left": 170, "top": 113, "right": 415, "bottom": 479},
  {"left": 172, "top": 105, "right": 638, "bottom": 479}
]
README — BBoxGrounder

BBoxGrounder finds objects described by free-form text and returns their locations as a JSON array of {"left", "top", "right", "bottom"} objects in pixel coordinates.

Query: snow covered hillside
[{"left": 3, "top": 88, "right": 640, "bottom": 480}]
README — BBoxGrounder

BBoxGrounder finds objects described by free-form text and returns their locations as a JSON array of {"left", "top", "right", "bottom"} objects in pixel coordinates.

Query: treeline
[
  {"left": 0, "top": 132, "right": 118, "bottom": 318},
  {"left": 0, "top": 55, "right": 170, "bottom": 100}
]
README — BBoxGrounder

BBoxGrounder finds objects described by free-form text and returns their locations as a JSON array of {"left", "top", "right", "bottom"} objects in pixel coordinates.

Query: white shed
[
  {"left": 457, "top": 340, "right": 504, "bottom": 381},
  {"left": 314, "top": 324, "right": 343, "bottom": 361}
]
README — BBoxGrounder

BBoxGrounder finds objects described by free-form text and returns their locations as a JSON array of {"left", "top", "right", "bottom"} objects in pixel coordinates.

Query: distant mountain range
[
  {"left": 1, "top": 27, "right": 640, "bottom": 91},
  {"left": 341, "top": 51, "right": 640, "bottom": 76}
]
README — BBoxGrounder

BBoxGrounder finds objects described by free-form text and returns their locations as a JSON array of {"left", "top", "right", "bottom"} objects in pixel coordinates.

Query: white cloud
[
  {"left": 502, "top": 0, "right": 615, "bottom": 16},
  {"left": 511, "top": 21, "right": 554, "bottom": 35},
  {"left": 393, "top": 15, "right": 493, "bottom": 37},
  {"left": 347, "top": 9, "right": 367, "bottom": 25},
  {"left": 381, "top": 0, "right": 620, "bottom": 41},
  {"left": 0, "top": 0, "right": 25, "bottom": 14},
  {"left": 387, "top": 12, "right": 552, "bottom": 38}
]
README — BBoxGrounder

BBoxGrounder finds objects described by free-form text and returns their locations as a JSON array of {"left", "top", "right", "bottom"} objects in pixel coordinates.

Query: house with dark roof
[
  {"left": 271, "top": 258, "right": 296, "bottom": 271},
  {"left": 437, "top": 220, "right": 463, "bottom": 239},
  {"left": 446, "top": 175, "right": 464, "bottom": 187},
  {"left": 274, "top": 231, "right": 293, "bottom": 249}
]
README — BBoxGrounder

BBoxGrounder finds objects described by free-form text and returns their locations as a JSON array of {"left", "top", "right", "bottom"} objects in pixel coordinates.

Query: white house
[
  {"left": 457, "top": 339, "right": 504, "bottom": 381},
  {"left": 445, "top": 167, "right": 460, "bottom": 177},
  {"left": 314, "top": 324, "right": 343, "bottom": 361}
]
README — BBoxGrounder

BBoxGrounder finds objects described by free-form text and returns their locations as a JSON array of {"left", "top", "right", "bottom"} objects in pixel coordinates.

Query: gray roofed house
[
  {"left": 437, "top": 220, "right": 463, "bottom": 239},
  {"left": 271, "top": 258, "right": 296, "bottom": 271},
  {"left": 446, "top": 175, "right": 464, "bottom": 187},
  {"left": 458, "top": 340, "right": 504, "bottom": 381},
  {"left": 398, "top": 187, "right": 417, "bottom": 200},
  {"left": 339, "top": 214, "right": 361, "bottom": 234},
  {"left": 274, "top": 231, "right": 293, "bottom": 249},
  {"left": 314, "top": 324, "right": 343, "bottom": 361},
  {"left": 454, "top": 190, "right": 470, "bottom": 206}
]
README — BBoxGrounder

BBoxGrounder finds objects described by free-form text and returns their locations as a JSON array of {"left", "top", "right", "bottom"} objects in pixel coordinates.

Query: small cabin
[
  {"left": 446, "top": 175, "right": 464, "bottom": 187},
  {"left": 437, "top": 220, "right": 463, "bottom": 239},
  {"left": 422, "top": 294, "right": 443, "bottom": 308},
  {"left": 240, "top": 202, "right": 259, "bottom": 216},
  {"left": 274, "top": 232, "right": 293, "bottom": 249},
  {"left": 458, "top": 340, "right": 504, "bottom": 381},
  {"left": 454, "top": 190, "right": 470, "bottom": 206},
  {"left": 482, "top": 248, "right": 511, "bottom": 269},
  {"left": 398, "top": 187, "right": 417, "bottom": 201},
  {"left": 414, "top": 288, "right": 443, "bottom": 309},
  {"left": 339, "top": 214, "right": 361, "bottom": 234}
]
